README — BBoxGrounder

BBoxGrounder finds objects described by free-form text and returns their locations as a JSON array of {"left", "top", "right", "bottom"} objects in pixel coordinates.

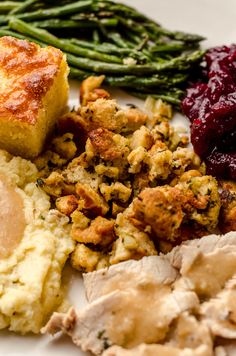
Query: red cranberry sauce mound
[{"left": 181, "top": 45, "right": 236, "bottom": 180}]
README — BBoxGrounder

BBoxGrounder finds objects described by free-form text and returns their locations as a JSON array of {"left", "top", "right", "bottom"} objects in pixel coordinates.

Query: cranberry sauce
[{"left": 182, "top": 45, "right": 236, "bottom": 179}]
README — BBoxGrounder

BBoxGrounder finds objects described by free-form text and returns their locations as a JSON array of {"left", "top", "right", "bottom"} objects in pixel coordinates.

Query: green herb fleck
[
  {"left": 97, "top": 330, "right": 105, "bottom": 339},
  {"left": 36, "top": 178, "right": 45, "bottom": 188}
]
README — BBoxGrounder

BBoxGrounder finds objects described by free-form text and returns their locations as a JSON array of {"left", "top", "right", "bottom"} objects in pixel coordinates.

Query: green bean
[
  {"left": 150, "top": 42, "right": 198, "bottom": 53},
  {"left": 69, "top": 67, "right": 187, "bottom": 89},
  {"left": 71, "top": 38, "right": 149, "bottom": 62},
  {"left": 69, "top": 68, "right": 187, "bottom": 88},
  {"left": 62, "top": 67, "right": 184, "bottom": 106},
  {"left": 10, "top": 18, "right": 205, "bottom": 74},
  {"left": 90, "top": 2, "right": 151, "bottom": 22},
  {"left": 110, "top": 33, "right": 134, "bottom": 48},
  {"left": 0, "top": 2, "right": 95, "bottom": 25},
  {"left": 0, "top": 0, "right": 206, "bottom": 109},
  {"left": 93, "top": 2, "right": 204, "bottom": 43},
  {"left": 0, "top": 28, "right": 45, "bottom": 46},
  {"left": 0, "top": 1, "right": 19, "bottom": 13},
  {"left": 66, "top": 53, "right": 155, "bottom": 74},
  {"left": 69, "top": 67, "right": 93, "bottom": 80},
  {"left": 144, "top": 23, "right": 205, "bottom": 43},
  {"left": 71, "top": 15, "right": 118, "bottom": 27},
  {"left": 18, "top": 0, "right": 94, "bottom": 21},
  {"left": 31, "top": 18, "right": 118, "bottom": 29},
  {"left": 10, "top": 0, "right": 39, "bottom": 15},
  {"left": 104, "top": 73, "right": 188, "bottom": 88},
  {"left": 66, "top": 50, "right": 204, "bottom": 75},
  {"left": 9, "top": 18, "right": 122, "bottom": 63}
]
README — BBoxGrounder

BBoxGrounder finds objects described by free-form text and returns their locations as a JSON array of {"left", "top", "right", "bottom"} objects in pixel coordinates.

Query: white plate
[{"left": 1, "top": 0, "right": 236, "bottom": 354}]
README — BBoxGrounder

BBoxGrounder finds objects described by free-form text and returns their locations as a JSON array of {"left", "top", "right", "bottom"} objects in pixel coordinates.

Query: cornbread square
[{"left": 0, "top": 36, "right": 69, "bottom": 158}]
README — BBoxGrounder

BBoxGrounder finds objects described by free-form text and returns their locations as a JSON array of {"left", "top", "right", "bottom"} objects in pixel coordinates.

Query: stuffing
[
  {"left": 33, "top": 151, "right": 67, "bottom": 176},
  {"left": 172, "top": 148, "right": 203, "bottom": 176},
  {"left": 71, "top": 209, "right": 91, "bottom": 229},
  {"left": 132, "top": 174, "right": 220, "bottom": 244},
  {"left": 71, "top": 216, "right": 115, "bottom": 247},
  {"left": 75, "top": 182, "right": 109, "bottom": 216},
  {"left": 36, "top": 76, "right": 228, "bottom": 272},
  {"left": 58, "top": 111, "right": 89, "bottom": 133},
  {"left": 146, "top": 142, "right": 173, "bottom": 181},
  {"left": 51, "top": 133, "right": 77, "bottom": 160},
  {"left": 67, "top": 152, "right": 89, "bottom": 170},
  {"left": 151, "top": 121, "right": 189, "bottom": 152},
  {"left": 110, "top": 206, "right": 157, "bottom": 265},
  {"left": 36, "top": 171, "right": 75, "bottom": 199},
  {"left": 99, "top": 182, "right": 132, "bottom": 203},
  {"left": 178, "top": 175, "right": 220, "bottom": 231},
  {"left": 127, "top": 147, "right": 147, "bottom": 174},
  {"left": 129, "top": 125, "right": 154, "bottom": 150},
  {"left": 55, "top": 195, "right": 78, "bottom": 216},
  {"left": 151, "top": 120, "right": 171, "bottom": 142},
  {"left": 145, "top": 96, "right": 172, "bottom": 128},
  {"left": 95, "top": 164, "right": 120, "bottom": 179},
  {"left": 115, "top": 107, "right": 148, "bottom": 132},
  {"left": 71, "top": 243, "right": 109, "bottom": 272},
  {"left": 132, "top": 172, "right": 150, "bottom": 196},
  {"left": 41, "top": 171, "right": 65, "bottom": 197},
  {"left": 86, "top": 128, "right": 130, "bottom": 178},
  {"left": 64, "top": 164, "right": 101, "bottom": 191},
  {"left": 219, "top": 180, "right": 236, "bottom": 233},
  {"left": 88, "top": 128, "right": 130, "bottom": 162},
  {"left": 79, "top": 75, "right": 110, "bottom": 106},
  {"left": 112, "top": 202, "right": 126, "bottom": 217},
  {"left": 132, "top": 186, "right": 189, "bottom": 242},
  {"left": 57, "top": 111, "right": 89, "bottom": 150},
  {"left": 79, "top": 98, "right": 125, "bottom": 132},
  {"left": 79, "top": 98, "right": 148, "bottom": 133}
]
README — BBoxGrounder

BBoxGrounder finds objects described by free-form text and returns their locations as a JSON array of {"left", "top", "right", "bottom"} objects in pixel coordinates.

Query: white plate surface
[{"left": 1, "top": 0, "right": 236, "bottom": 354}]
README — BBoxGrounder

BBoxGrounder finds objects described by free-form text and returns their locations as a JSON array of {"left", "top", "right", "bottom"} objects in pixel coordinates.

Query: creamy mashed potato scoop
[{"left": 0, "top": 150, "right": 74, "bottom": 334}]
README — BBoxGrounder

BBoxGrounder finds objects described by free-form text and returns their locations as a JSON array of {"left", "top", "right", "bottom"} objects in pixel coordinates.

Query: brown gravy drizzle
[{"left": 0, "top": 174, "right": 26, "bottom": 259}]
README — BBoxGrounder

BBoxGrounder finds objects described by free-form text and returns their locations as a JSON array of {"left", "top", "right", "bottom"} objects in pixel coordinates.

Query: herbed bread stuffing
[{"left": 35, "top": 76, "right": 235, "bottom": 274}]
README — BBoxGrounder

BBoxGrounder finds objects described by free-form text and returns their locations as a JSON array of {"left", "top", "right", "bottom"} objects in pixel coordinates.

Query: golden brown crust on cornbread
[{"left": 0, "top": 36, "right": 69, "bottom": 158}]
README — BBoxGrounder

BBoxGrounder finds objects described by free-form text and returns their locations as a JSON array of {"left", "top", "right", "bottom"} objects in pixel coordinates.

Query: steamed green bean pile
[{"left": 0, "top": 0, "right": 205, "bottom": 106}]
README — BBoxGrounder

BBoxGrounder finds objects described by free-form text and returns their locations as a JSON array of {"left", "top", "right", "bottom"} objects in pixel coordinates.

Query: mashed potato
[{"left": 0, "top": 150, "right": 74, "bottom": 334}]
